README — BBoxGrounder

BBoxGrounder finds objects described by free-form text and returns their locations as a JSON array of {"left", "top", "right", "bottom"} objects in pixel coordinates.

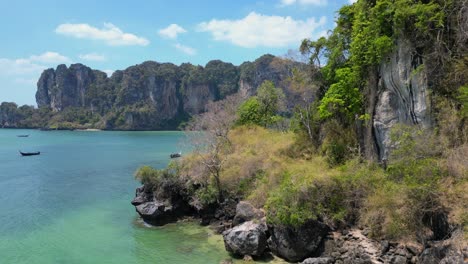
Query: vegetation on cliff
[
  {"left": 135, "top": 0, "right": 467, "bottom": 247},
  {"left": 0, "top": 55, "right": 300, "bottom": 130}
]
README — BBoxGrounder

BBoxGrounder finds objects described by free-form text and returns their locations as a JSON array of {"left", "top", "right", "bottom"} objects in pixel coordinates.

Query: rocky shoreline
[{"left": 131, "top": 183, "right": 467, "bottom": 263}]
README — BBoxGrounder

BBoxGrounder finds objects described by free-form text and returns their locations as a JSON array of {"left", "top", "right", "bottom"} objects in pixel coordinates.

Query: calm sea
[{"left": 0, "top": 129, "right": 231, "bottom": 264}]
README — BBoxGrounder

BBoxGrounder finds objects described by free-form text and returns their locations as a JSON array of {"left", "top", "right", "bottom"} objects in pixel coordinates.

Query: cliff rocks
[
  {"left": 372, "top": 37, "right": 432, "bottom": 160},
  {"left": 31, "top": 54, "right": 298, "bottom": 130}
]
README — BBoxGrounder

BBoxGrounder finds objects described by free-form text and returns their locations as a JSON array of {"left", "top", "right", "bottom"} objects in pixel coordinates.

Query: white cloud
[
  {"left": 0, "top": 58, "right": 44, "bottom": 75},
  {"left": 280, "top": 0, "right": 328, "bottom": 6},
  {"left": 0, "top": 51, "right": 70, "bottom": 76},
  {"left": 78, "top": 53, "right": 106, "bottom": 62},
  {"left": 348, "top": 0, "right": 357, "bottom": 4},
  {"left": 158, "top": 24, "right": 187, "bottom": 39},
  {"left": 29, "top": 51, "right": 70, "bottom": 64},
  {"left": 55, "top": 23, "right": 149, "bottom": 46},
  {"left": 174, "top": 43, "right": 197, "bottom": 55},
  {"left": 103, "top": 69, "right": 114, "bottom": 77},
  {"left": 198, "top": 12, "right": 327, "bottom": 48}
]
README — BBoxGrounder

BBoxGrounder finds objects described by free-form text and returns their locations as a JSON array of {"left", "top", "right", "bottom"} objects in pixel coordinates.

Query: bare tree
[{"left": 185, "top": 93, "right": 244, "bottom": 202}]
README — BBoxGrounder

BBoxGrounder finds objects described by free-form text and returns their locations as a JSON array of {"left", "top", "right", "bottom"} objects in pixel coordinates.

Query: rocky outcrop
[
  {"left": 373, "top": 38, "right": 431, "bottom": 160},
  {"left": 132, "top": 185, "right": 193, "bottom": 226},
  {"left": 36, "top": 64, "right": 101, "bottom": 111},
  {"left": 319, "top": 229, "right": 467, "bottom": 264},
  {"left": 232, "top": 201, "right": 265, "bottom": 226},
  {"left": 267, "top": 219, "right": 330, "bottom": 262},
  {"left": 0, "top": 102, "right": 20, "bottom": 127},
  {"left": 222, "top": 220, "right": 268, "bottom": 257},
  {"left": 31, "top": 55, "right": 298, "bottom": 130}
]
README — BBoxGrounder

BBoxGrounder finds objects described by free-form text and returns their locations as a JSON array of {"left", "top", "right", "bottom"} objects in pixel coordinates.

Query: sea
[{"left": 0, "top": 129, "right": 233, "bottom": 264}]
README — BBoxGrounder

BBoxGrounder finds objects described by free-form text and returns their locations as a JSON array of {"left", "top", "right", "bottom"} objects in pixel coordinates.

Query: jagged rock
[
  {"left": 267, "top": 219, "right": 330, "bottom": 262},
  {"left": 214, "top": 199, "right": 238, "bottom": 222},
  {"left": 232, "top": 201, "right": 265, "bottom": 226},
  {"left": 222, "top": 220, "right": 268, "bottom": 257},
  {"left": 135, "top": 201, "right": 179, "bottom": 225},
  {"left": 418, "top": 242, "right": 466, "bottom": 264},
  {"left": 374, "top": 37, "right": 431, "bottom": 160},
  {"left": 132, "top": 181, "right": 193, "bottom": 226},
  {"left": 301, "top": 257, "right": 334, "bottom": 264}
]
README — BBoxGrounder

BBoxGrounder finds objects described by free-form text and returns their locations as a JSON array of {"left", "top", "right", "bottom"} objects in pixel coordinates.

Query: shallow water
[{"left": 0, "top": 129, "right": 235, "bottom": 264}]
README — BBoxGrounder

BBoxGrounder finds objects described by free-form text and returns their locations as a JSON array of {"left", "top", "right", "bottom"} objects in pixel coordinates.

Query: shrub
[{"left": 134, "top": 165, "right": 178, "bottom": 192}]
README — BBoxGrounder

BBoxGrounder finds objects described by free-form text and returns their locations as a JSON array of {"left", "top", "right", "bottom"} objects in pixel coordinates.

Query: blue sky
[{"left": 0, "top": 0, "right": 353, "bottom": 105}]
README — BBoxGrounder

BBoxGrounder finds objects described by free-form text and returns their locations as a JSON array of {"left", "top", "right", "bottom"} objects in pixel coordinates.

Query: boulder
[
  {"left": 135, "top": 201, "right": 179, "bottom": 226},
  {"left": 232, "top": 201, "right": 265, "bottom": 226},
  {"left": 418, "top": 243, "right": 466, "bottom": 264},
  {"left": 267, "top": 219, "right": 330, "bottom": 262},
  {"left": 223, "top": 220, "right": 268, "bottom": 257}
]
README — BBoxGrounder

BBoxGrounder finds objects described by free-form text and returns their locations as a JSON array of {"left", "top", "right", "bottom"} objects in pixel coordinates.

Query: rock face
[
  {"left": 36, "top": 64, "right": 101, "bottom": 111},
  {"left": 0, "top": 102, "right": 20, "bottom": 127},
  {"left": 232, "top": 201, "right": 265, "bottom": 226},
  {"left": 222, "top": 220, "right": 268, "bottom": 257},
  {"left": 373, "top": 37, "right": 431, "bottom": 159},
  {"left": 32, "top": 55, "right": 299, "bottom": 130},
  {"left": 267, "top": 219, "right": 330, "bottom": 262},
  {"left": 132, "top": 185, "right": 193, "bottom": 226}
]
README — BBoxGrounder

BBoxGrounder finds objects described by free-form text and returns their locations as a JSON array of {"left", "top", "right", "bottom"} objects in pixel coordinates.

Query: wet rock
[
  {"left": 135, "top": 201, "right": 179, "bottom": 225},
  {"left": 223, "top": 220, "right": 268, "bottom": 257}
]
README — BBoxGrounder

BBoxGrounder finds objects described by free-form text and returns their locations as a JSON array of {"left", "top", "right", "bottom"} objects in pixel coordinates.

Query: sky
[{"left": 0, "top": 0, "right": 355, "bottom": 106}]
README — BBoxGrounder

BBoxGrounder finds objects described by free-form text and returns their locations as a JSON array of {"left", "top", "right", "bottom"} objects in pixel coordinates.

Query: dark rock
[
  {"left": 213, "top": 199, "right": 237, "bottom": 224},
  {"left": 418, "top": 242, "right": 466, "bottom": 264},
  {"left": 389, "top": 255, "right": 408, "bottom": 264},
  {"left": 381, "top": 240, "right": 390, "bottom": 254},
  {"left": 422, "top": 211, "right": 451, "bottom": 240},
  {"left": 135, "top": 201, "right": 179, "bottom": 225},
  {"left": 131, "top": 195, "right": 146, "bottom": 206},
  {"left": 232, "top": 201, "right": 265, "bottom": 226},
  {"left": 406, "top": 245, "right": 422, "bottom": 256},
  {"left": 222, "top": 220, "right": 268, "bottom": 257},
  {"left": 267, "top": 219, "right": 330, "bottom": 262},
  {"left": 300, "top": 257, "right": 334, "bottom": 264}
]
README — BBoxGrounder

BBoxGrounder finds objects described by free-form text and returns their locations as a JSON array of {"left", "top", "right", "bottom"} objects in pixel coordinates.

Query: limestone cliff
[
  {"left": 372, "top": 38, "right": 431, "bottom": 159},
  {"left": 33, "top": 55, "right": 299, "bottom": 130}
]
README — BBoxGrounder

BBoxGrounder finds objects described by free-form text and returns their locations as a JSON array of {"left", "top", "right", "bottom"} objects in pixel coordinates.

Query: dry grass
[{"left": 174, "top": 125, "right": 467, "bottom": 243}]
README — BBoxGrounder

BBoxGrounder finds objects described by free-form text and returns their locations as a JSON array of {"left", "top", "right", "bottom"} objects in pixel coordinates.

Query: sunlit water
[{"left": 0, "top": 129, "right": 234, "bottom": 264}]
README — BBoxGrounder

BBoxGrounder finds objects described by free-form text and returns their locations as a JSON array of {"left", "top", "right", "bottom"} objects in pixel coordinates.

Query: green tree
[
  {"left": 237, "top": 80, "right": 285, "bottom": 127},
  {"left": 237, "top": 97, "right": 263, "bottom": 126}
]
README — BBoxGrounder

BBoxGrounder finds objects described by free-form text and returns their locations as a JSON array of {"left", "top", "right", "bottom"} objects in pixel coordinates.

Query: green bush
[{"left": 134, "top": 165, "right": 178, "bottom": 191}]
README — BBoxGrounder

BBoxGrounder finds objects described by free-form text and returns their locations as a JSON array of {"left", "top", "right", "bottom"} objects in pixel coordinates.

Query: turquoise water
[{"left": 0, "top": 129, "right": 232, "bottom": 264}]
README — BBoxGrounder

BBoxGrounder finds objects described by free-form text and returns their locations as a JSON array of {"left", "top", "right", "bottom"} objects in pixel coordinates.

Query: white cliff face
[{"left": 374, "top": 38, "right": 431, "bottom": 159}]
